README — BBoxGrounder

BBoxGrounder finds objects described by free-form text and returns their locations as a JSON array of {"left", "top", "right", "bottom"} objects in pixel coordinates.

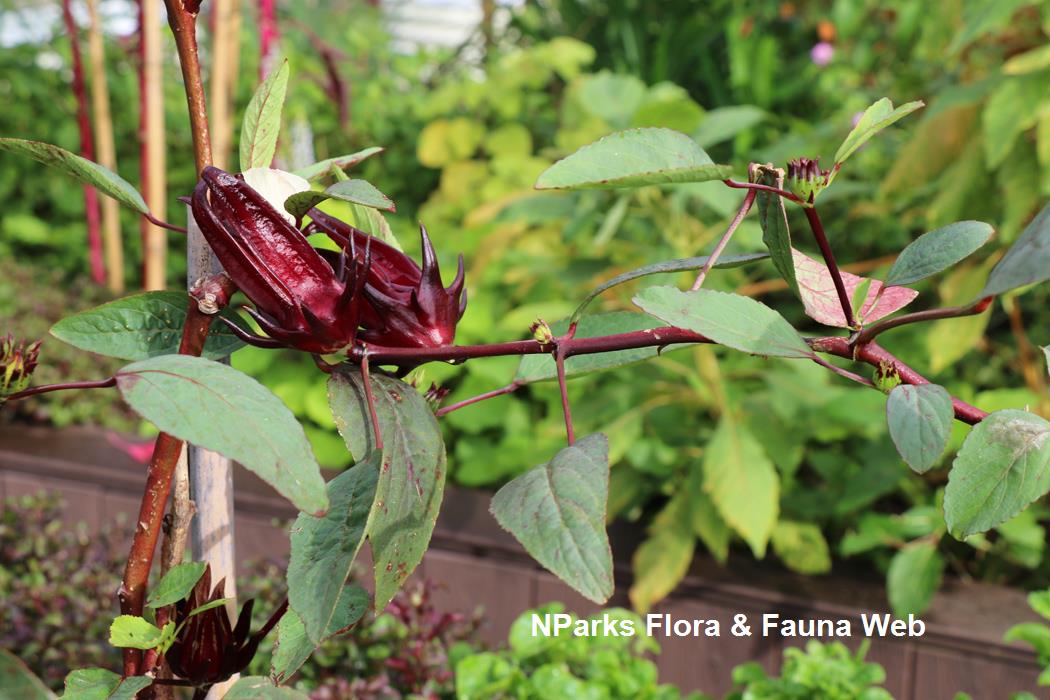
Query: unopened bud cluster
[
  {"left": 786, "top": 157, "right": 831, "bottom": 203},
  {"left": 0, "top": 335, "right": 40, "bottom": 400}
]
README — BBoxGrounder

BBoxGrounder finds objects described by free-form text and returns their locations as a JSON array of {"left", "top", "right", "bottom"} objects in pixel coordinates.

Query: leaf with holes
[
  {"left": 273, "top": 584, "right": 368, "bottom": 682},
  {"left": 944, "top": 410, "right": 1050, "bottom": 538},
  {"left": 634, "top": 286, "right": 814, "bottom": 358},
  {"left": 240, "top": 60, "right": 290, "bottom": 170},
  {"left": 146, "top": 562, "right": 207, "bottom": 608},
  {"left": 885, "top": 221, "right": 995, "bottom": 287},
  {"left": 294, "top": 147, "right": 384, "bottom": 181},
  {"left": 981, "top": 202, "right": 1050, "bottom": 297},
  {"left": 491, "top": 434, "right": 613, "bottom": 604},
  {"left": 570, "top": 253, "right": 766, "bottom": 323},
  {"left": 116, "top": 355, "right": 328, "bottom": 514},
  {"left": 50, "top": 292, "right": 247, "bottom": 361},
  {"left": 0, "top": 138, "right": 147, "bottom": 214},
  {"left": 328, "top": 368, "right": 446, "bottom": 610},
  {"left": 535, "top": 128, "right": 733, "bottom": 190},
  {"left": 287, "top": 456, "right": 377, "bottom": 645},
  {"left": 755, "top": 165, "right": 798, "bottom": 296},
  {"left": 886, "top": 384, "right": 954, "bottom": 474},
  {"left": 793, "top": 249, "right": 918, "bottom": 327},
  {"left": 60, "top": 669, "right": 151, "bottom": 700},
  {"left": 285, "top": 179, "right": 396, "bottom": 220},
  {"left": 834, "top": 98, "right": 924, "bottom": 166},
  {"left": 703, "top": 415, "right": 778, "bottom": 557},
  {"left": 108, "top": 616, "right": 166, "bottom": 650}
]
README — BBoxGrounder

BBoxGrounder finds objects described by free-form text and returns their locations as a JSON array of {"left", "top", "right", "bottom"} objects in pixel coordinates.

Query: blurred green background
[{"left": 2, "top": 0, "right": 1049, "bottom": 616}]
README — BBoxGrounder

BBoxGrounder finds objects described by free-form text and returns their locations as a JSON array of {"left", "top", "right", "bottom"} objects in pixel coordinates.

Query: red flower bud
[
  {"left": 1, "top": 334, "right": 41, "bottom": 399},
  {"left": 306, "top": 210, "right": 467, "bottom": 348},
  {"left": 191, "top": 166, "right": 368, "bottom": 354}
]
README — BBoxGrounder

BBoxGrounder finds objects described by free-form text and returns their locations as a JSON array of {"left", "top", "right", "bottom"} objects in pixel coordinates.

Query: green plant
[
  {"left": 726, "top": 641, "right": 891, "bottom": 700},
  {"left": 455, "top": 604, "right": 700, "bottom": 700},
  {"left": 1005, "top": 586, "right": 1050, "bottom": 687}
]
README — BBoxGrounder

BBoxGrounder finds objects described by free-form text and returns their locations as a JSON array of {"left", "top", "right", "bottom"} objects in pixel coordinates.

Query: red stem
[
  {"left": 434, "top": 381, "right": 522, "bottom": 417},
  {"left": 691, "top": 189, "right": 756, "bottom": 291},
  {"left": 62, "top": 0, "right": 106, "bottom": 286},
  {"left": 723, "top": 178, "right": 805, "bottom": 205},
  {"left": 4, "top": 377, "right": 116, "bottom": 402},
  {"left": 803, "top": 206, "right": 856, "bottom": 329}
]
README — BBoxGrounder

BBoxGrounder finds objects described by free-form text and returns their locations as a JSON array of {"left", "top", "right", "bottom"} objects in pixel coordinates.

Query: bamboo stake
[
  {"left": 86, "top": 0, "right": 124, "bottom": 294},
  {"left": 209, "top": 0, "right": 241, "bottom": 169},
  {"left": 142, "top": 0, "right": 167, "bottom": 291}
]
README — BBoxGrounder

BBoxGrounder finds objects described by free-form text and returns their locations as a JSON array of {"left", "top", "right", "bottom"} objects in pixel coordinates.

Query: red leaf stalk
[{"left": 61, "top": 0, "right": 106, "bottom": 286}]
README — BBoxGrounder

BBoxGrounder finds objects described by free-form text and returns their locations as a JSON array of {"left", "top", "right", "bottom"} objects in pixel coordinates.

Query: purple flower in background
[{"left": 811, "top": 42, "right": 834, "bottom": 66}]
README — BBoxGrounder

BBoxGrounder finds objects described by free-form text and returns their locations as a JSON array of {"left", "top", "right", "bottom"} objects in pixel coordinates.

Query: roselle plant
[{"left": 2, "top": 3, "right": 1050, "bottom": 696}]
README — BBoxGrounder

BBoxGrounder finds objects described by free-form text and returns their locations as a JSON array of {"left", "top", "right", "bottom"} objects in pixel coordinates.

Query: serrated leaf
[
  {"left": 887, "top": 384, "right": 954, "bottom": 474},
  {"left": 755, "top": 166, "right": 798, "bottom": 296},
  {"left": 225, "top": 677, "right": 311, "bottom": 699},
  {"left": 887, "top": 541, "right": 943, "bottom": 616},
  {"left": 570, "top": 253, "right": 766, "bottom": 323},
  {"left": 515, "top": 312, "right": 684, "bottom": 384},
  {"left": 328, "top": 369, "right": 446, "bottom": 611},
  {"left": 285, "top": 178, "right": 395, "bottom": 220},
  {"left": 771, "top": 521, "right": 831, "bottom": 575},
  {"left": 50, "top": 291, "right": 247, "bottom": 361},
  {"left": 272, "top": 585, "right": 368, "bottom": 682},
  {"left": 490, "top": 434, "right": 613, "bottom": 604},
  {"left": 884, "top": 221, "right": 995, "bottom": 287},
  {"left": 535, "top": 128, "right": 733, "bottom": 190},
  {"left": 0, "top": 138, "right": 147, "bottom": 214},
  {"left": 240, "top": 60, "right": 290, "bottom": 170},
  {"left": 288, "top": 456, "right": 377, "bottom": 645},
  {"left": 634, "top": 286, "right": 814, "bottom": 359},
  {"left": 146, "top": 562, "right": 207, "bottom": 608},
  {"left": 60, "top": 669, "right": 151, "bottom": 700},
  {"left": 834, "top": 98, "right": 925, "bottom": 166},
  {"left": 793, "top": 249, "right": 918, "bottom": 327},
  {"left": 116, "top": 355, "right": 328, "bottom": 515},
  {"left": 689, "top": 472, "right": 730, "bottom": 563},
  {"left": 703, "top": 415, "right": 778, "bottom": 557},
  {"left": 0, "top": 649, "right": 54, "bottom": 699},
  {"left": 629, "top": 491, "right": 694, "bottom": 613},
  {"left": 944, "top": 410, "right": 1050, "bottom": 538},
  {"left": 981, "top": 202, "right": 1050, "bottom": 297},
  {"left": 108, "top": 615, "right": 164, "bottom": 649},
  {"left": 294, "top": 147, "right": 384, "bottom": 181}
]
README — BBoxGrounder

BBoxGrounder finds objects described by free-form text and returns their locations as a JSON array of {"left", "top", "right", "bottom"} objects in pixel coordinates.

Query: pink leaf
[{"left": 792, "top": 249, "right": 918, "bottom": 328}]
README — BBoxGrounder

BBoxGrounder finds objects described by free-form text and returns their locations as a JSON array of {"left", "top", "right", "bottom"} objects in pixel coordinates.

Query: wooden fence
[{"left": 1, "top": 425, "right": 1046, "bottom": 699}]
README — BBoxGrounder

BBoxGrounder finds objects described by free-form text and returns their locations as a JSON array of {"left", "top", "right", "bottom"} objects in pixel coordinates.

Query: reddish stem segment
[
  {"left": 434, "top": 381, "right": 523, "bottom": 417},
  {"left": 723, "top": 178, "right": 805, "bottom": 205},
  {"left": 4, "top": 377, "right": 116, "bottom": 401},
  {"left": 61, "top": 0, "right": 106, "bottom": 285},
  {"left": 691, "top": 189, "right": 756, "bottom": 291},
  {"left": 555, "top": 346, "right": 575, "bottom": 445},
  {"left": 803, "top": 206, "right": 856, "bottom": 329},
  {"left": 853, "top": 296, "right": 995, "bottom": 346},
  {"left": 163, "top": 0, "right": 212, "bottom": 173}
]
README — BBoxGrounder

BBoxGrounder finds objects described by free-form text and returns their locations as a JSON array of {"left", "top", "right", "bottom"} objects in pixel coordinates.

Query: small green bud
[
  {"left": 0, "top": 335, "right": 41, "bottom": 399},
  {"left": 531, "top": 319, "right": 554, "bottom": 346},
  {"left": 786, "top": 157, "right": 831, "bottom": 204},
  {"left": 873, "top": 362, "right": 902, "bottom": 394}
]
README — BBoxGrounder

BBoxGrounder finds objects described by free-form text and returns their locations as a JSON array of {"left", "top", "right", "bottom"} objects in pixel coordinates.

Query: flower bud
[
  {"left": 0, "top": 335, "right": 41, "bottom": 400},
  {"left": 873, "top": 362, "right": 903, "bottom": 394},
  {"left": 530, "top": 319, "right": 554, "bottom": 346},
  {"left": 786, "top": 157, "right": 831, "bottom": 203}
]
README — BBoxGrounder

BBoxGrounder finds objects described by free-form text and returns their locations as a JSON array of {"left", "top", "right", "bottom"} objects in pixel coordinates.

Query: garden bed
[{"left": 0, "top": 424, "right": 1043, "bottom": 699}]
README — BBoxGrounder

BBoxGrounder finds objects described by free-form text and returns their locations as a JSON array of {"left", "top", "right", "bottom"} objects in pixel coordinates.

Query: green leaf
[
  {"left": 108, "top": 615, "right": 164, "bottom": 650},
  {"left": 633, "top": 286, "right": 814, "bottom": 359},
  {"left": 755, "top": 166, "right": 798, "bottom": 296},
  {"left": 60, "top": 669, "right": 151, "bottom": 700},
  {"left": 771, "top": 521, "right": 831, "bottom": 575},
  {"left": 0, "top": 138, "right": 147, "bottom": 214},
  {"left": 240, "top": 60, "right": 290, "bottom": 170},
  {"left": 50, "top": 291, "right": 247, "bottom": 361},
  {"left": 693, "top": 105, "right": 766, "bottom": 149},
  {"left": 629, "top": 490, "right": 695, "bottom": 613},
  {"left": 886, "top": 384, "right": 954, "bottom": 474},
  {"left": 1004, "top": 622, "right": 1050, "bottom": 656},
  {"left": 1003, "top": 44, "right": 1050, "bottom": 75},
  {"left": 490, "top": 434, "right": 613, "bottom": 604},
  {"left": 570, "top": 253, "right": 766, "bottom": 323},
  {"left": 884, "top": 221, "right": 995, "bottom": 287},
  {"left": 225, "top": 677, "right": 311, "bottom": 700},
  {"left": 887, "top": 541, "right": 943, "bottom": 616},
  {"left": 273, "top": 585, "right": 368, "bottom": 682},
  {"left": 1028, "top": 589, "right": 1050, "bottom": 620},
  {"left": 288, "top": 456, "right": 377, "bottom": 644},
  {"left": 1043, "top": 346, "right": 1050, "bottom": 378},
  {"left": 981, "top": 202, "right": 1050, "bottom": 297},
  {"left": 187, "top": 599, "right": 229, "bottom": 617},
  {"left": 834, "top": 98, "right": 925, "bottom": 166},
  {"left": 285, "top": 178, "right": 396, "bottom": 220},
  {"left": 944, "top": 410, "right": 1050, "bottom": 538},
  {"left": 690, "top": 488, "right": 730, "bottom": 564},
  {"left": 514, "top": 312, "right": 683, "bottom": 383},
  {"left": 351, "top": 203, "right": 401, "bottom": 251},
  {"left": 703, "top": 415, "right": 779, "bottom": 557},
  {"left": 146, "top": 561, "right": 207, "bottom": 608},
  {"left": 535, "top": 128, "right": 733, "bottom": 190},
  {"left": 328, "top": 368, "right": 446, "bottom": 610},
  {"left": 0, "top": 649, "right": 54, "bottom": 699},
  {"left": 116, "top": 355, "right": 328, "bottom": 515},
  {"left": 294, "top": 147, "right": 384, "bottom": 181}
]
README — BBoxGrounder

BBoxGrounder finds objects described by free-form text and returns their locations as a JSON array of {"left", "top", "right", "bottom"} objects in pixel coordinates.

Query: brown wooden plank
[
  {"left": 912, "top": 646, "right": 1045, "bottom": 699},
  {"left": 2, "top": 471, "right": 102, "bottom": 531}
]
